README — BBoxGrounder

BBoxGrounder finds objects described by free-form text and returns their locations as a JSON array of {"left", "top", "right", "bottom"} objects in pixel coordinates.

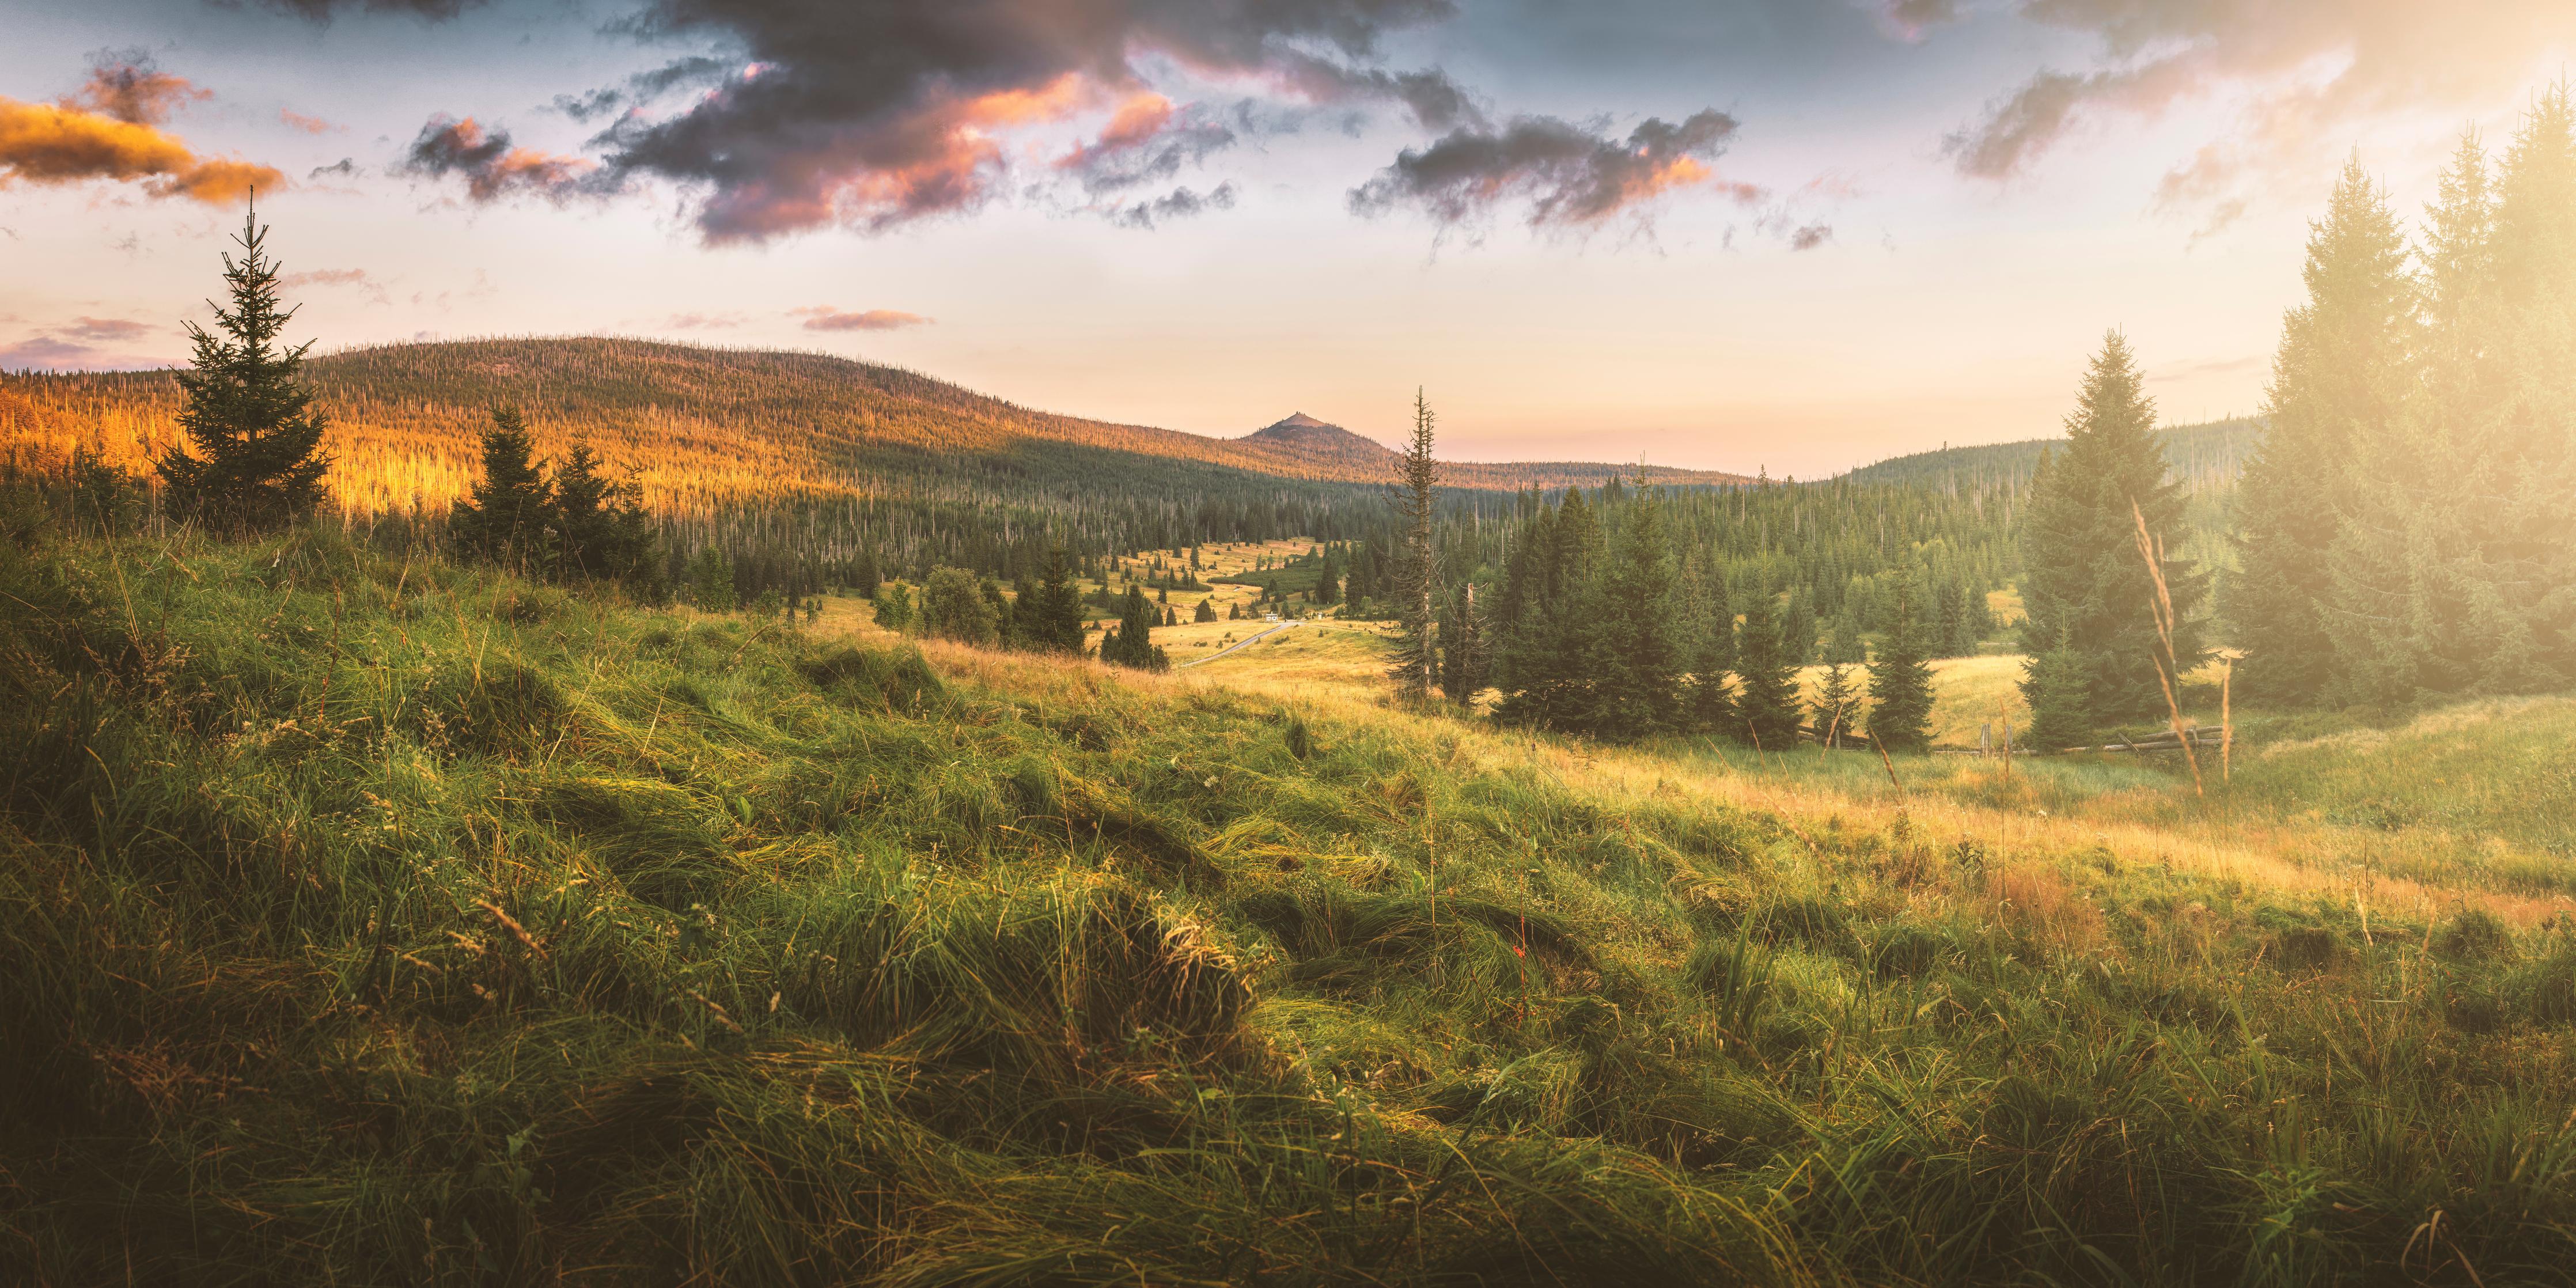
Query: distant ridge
[
  {"left": 0, "top": 337, "right": 1756, "bottom": 515},
  {"left": 1838, "top": 418, "right": 2263, "bottom": 490},
  {"left": 1232, "top": 410, "right": 1759, "bottom": 491}
]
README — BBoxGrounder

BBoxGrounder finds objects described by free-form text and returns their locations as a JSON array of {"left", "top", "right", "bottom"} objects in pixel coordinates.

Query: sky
[{"left": 2, "top": 0, "right": 2571, "bottom": 477}]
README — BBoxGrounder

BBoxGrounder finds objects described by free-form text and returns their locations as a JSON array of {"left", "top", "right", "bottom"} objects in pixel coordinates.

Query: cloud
[
  {"left": 1944, "top": 0, "right": 2576, "bottom": 213},
  {"left": 1054, "top": 94, "right": 1242, "bottom": 196},
  {"left": 1106, "top": 182, "right": 1237, "bottom": 229},
  {"left": 793, "top": 306, "right": 931, "bottom": 332},
  {"left": 401, "top": 115, "right": 596, "bottom": 202},
  {"left": 63, "top": 316, "right": 152, "bottom": 342},
  {"left": 1873, "top": 0, "right": 1963, "bottom": 42},
  {"left": 1787, "top": 223, "right": 1833, "bottom": 250},
  {"left": 308, "top": 157, "right": 361, "bottom": 180},
  {"left": 280, "top": 108, "right": 339, "bottom": 134},
  {"left": 662, "top": 311, "right": 746, "bottom": 329},
  {"left": 1348, "top": 109, "right": 1741, "bottom": 229},
  {"left": 64, "top": 51, "right": 209, "bottom": 126},
  {"left": 563, "top": 0, "right": 1463, "bottom": 242},
  {"left": 248, "top": 0, "right": 490, "bottom": 20},
  {"left": 0, "top": 94, "right": 285, "bottom": 204},
  {"left": 283, "top": 266, "right": 391, "bottom": 304},
  {"left": 0, "top": 337, "right": 98, "bottom": 369}
]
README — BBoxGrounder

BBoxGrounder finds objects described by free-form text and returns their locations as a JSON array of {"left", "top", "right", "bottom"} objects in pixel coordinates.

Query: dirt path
[{"left": 1178, "top": 619, "right": 1301, "bottom": 668}]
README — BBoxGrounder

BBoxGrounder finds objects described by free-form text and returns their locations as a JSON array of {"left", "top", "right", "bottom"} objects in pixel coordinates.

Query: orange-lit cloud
[
  {"left": 1056, "top": 93, "right": 1175, "bottom": 171},
  {"left": 403, "top": 115, "right": 594, "bottom": 202},
  {"left": 573, "top": 0, "right": 1464, "bottom": 241},
  {"left": 792, "top": 306, "right": 931, "bottom": 332},
  {"left": 280, "top": 109, "right": 338, "bottom": 134},
  {"left": 0, "top": 96, "right": 285, "bottom": 205}
]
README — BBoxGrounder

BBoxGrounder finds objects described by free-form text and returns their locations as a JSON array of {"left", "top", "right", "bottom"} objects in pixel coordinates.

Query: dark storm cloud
[
  {"left": 401, "top": 115, "right": 596, "bottom": 202},
  {"left": 572, "top": 0, "right": 1463, "bottom": 242},
  {"left": 1348, "top": 109, "right": 1740, "bottom": 229}
]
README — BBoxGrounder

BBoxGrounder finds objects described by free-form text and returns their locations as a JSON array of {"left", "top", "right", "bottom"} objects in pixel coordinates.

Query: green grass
[{"left": 7, "top": 524, "right": 2576, "bottom": 1285}]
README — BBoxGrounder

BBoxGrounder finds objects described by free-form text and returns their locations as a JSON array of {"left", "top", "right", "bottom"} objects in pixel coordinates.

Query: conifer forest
[{"left": 7, "top": 10, "right": 2576, "bottom": 1285}]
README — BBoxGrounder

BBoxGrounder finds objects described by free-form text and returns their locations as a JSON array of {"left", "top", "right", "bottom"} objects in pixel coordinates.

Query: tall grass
[{"left": 5, "top": 521, "right": 2575, "bottom": 1284}]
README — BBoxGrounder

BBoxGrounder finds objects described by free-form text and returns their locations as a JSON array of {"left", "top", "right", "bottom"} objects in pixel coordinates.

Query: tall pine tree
[
  {"left": 2018, "top": 332, "right": 2208, "bottom": 725},
  {"left": 2228, "top": 157, "right": 2413, "bottom": 704},
  {"left": 157, "top": 198, "right": 333, "bottom": 531},
  {"left": 1387, "top": 389, "right": 1441, "bottom": 702},
  {"left": 1866, "top": 573, "right": 1937, "bottom": 753},
  {"left": 1733, "top": 585, "right": 1803, "bottom": 751}
]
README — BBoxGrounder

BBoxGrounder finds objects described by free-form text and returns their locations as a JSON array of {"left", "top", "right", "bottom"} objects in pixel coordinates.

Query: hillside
[
  {"left": 8, "top": 523, "right": 2575, "bottom": 1284},
  {"left": 0, "top": 338, "right": 1752, "bottom": 519},
  {"left": 1840, "top": 418, "right": 2261, "bottom": 491}
]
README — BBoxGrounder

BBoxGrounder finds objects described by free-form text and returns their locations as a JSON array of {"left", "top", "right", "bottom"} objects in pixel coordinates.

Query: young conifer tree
[
  {"left": 1033, "top": 545, "right": 1085, "bottom": 653},
  {"left": 552, "top": 443, "right": 656, "bottom": 583},
  {"left": 1683, "top": 565, "right": 1737, "bottom": 736},
  {"left": 1809, "top": 611, "right": 1867, "bottom": 745},
  {"left": 157, "top": 196, "right": 333, "bottom": 531},
  {"left": 1866, "top": 574, "right": 1937, "bottom": 753},
  {"left": 1579, "top": 491, "right": 1683, "bottom": 738},
  {"left": 1387, "top": 389, "right": 1441, "bottom": 702},
  {"left": 2228, "top": 157, "right": 2414, "bottom": 705},
  {"left": 450, "top": 407, "right": 555, "bottom": 571},
  {"left": 2017, "top": 332, "right": 2207, "bottom": 722},
  {"left": 1733, "top": 585, "right": 1804, "bottom": 751}
]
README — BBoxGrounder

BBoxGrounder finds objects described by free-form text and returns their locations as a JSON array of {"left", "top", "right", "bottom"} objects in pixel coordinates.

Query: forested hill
[
  {"left": 1, "top": 336, "right": 1751, "bottom": 519},
  {"left": 1839, "top": 418, "right": 2261, "bottom": 491}
]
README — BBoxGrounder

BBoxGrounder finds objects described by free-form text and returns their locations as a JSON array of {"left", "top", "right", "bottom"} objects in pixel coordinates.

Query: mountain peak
[{"left": 1268, "top": 412, "right": 1331, "bottom": 430}]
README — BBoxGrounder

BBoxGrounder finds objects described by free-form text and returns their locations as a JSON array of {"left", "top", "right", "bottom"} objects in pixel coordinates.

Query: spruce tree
[
  {"left": 1491, "top": 488, "right": 1600, "bottom": 730},
  {"left": 1866, "top": 574, "right": 1937, "bottom": 753},
  {"left": 2331, "top": 93, "right": 2576, "bottom": 701},
  {"left": 1809, "top": 661, "right": 1862, "bottom": 748},
  {"left": 450, "top": 407, "right": 554, "bottom": 571},
  {"left": 1683, "top": 566, "right": 1737, "bottom": 736},
  {"left": 2017, "top": 332, "right": 2208, "bottom": 724},
  {"left": 2228, "top": 157, "right": 2413, "bottom": 705},
  {"left": 1733, "top": 586, "right": 1803, "bottom": 751},
  {"left": 1103, "top": 585, "right": 1162, "bottom": 670},
  {"left": 552, "top": 443, "right": 656, "bottom": 584},
  {"left": 1578, "top": 494, "right": 1683, "bottom": 738},
  {"left": 157, "top": 198, "right": 333, "bottom": 531},
  {"left": 1033, "top": 545, "right": 1085, "bottom": 653},
  {"left": 1810, "top": 608, "right": 1867, "bottom": 745}
]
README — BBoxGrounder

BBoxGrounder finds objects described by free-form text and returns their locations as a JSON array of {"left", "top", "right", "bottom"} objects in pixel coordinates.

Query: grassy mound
[{"left": 5, "top": 527, "right": 2575, "bottom": 1285}]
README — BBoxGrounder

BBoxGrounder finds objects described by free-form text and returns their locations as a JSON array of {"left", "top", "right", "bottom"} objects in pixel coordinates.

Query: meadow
[{"left": 9, "top": 517, "right": 2574, "bottom": 1286}]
